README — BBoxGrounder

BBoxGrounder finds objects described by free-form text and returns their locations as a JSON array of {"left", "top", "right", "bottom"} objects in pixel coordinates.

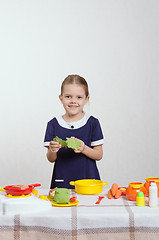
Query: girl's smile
[{"left": 59, "top": 83, "right": 89, "bottom": 121}]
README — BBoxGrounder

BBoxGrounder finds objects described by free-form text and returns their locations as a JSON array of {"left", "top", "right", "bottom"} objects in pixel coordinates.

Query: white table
[{"left": 0, "top": 188, "right": 159, "bottom": 240}]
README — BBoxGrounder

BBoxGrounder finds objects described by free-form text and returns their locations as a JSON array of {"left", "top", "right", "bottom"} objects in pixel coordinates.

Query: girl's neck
[{"left": 62, "top": 112, "right": 85, "bottom": 122}]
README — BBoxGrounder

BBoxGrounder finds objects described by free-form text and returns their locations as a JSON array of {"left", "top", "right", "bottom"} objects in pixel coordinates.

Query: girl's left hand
[{"left": 73, "top": 138, "right": 85, "bottom": 153}]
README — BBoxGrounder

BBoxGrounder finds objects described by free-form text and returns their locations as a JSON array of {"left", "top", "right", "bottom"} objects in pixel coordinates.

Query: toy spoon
[{"left": 95, "top": 196, "right": 104, "bottom": 204}]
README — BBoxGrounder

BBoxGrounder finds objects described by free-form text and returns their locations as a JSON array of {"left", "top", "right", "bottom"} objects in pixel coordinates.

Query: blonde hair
[{"left": 61, "top": 74, "right": 89, "bottom": 97}]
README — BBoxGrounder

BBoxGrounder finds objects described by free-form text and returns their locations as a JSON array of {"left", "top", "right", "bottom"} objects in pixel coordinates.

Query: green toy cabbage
[
  {"left": 53, "top": 136, "right": 81, "bottom": 151},
  {"left": 53, "top": 188, "right": 70, "bottom": 204}
]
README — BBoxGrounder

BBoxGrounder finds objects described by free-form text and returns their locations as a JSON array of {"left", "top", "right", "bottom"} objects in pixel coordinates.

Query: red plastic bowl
[{"left": 4, "top": 184, "right": 41, "bottom": 196}]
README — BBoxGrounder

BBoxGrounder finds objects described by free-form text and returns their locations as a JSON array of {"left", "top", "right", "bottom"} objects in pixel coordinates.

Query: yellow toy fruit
[
  {"left": 32, "top": 189, "right": 38, "bottom": 196},
  {"left": 39, "top": 195, "right": 48, "bottom": 200}
]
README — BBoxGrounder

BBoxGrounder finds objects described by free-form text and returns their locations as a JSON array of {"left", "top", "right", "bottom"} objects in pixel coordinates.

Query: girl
[{"left": 44, "top": 74, "right": 104, "bottom": 189}]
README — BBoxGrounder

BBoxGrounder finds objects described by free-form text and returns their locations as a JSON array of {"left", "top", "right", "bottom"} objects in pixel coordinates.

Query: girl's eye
[
  {"left": 78, "top": 96, "right": 82, "bottom": 99},
  {"left": 65, "top": 96, "right": 71, "bottom": 98}
]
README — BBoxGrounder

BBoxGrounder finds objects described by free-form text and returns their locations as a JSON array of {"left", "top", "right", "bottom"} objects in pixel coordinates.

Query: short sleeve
[
  {"left": 43, "top": 120, "right": 55, "bottom": 147},
  {"left": 91, "top": 118, "right": 104, "bottom": 147}
]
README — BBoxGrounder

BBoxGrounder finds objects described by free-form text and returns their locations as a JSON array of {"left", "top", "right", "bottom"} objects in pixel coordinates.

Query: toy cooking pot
[
  {"left": 126, "top": 182, "right": 147, "bottom": 201},
  {"left": 69, "top": 179, "right": 108, "bottom": 195},
  {"left": 4, "top": 183, "right": 41, "bottom": 196},
  {"left": 144, "top": 177, "right": 159, "bottom": 197}
]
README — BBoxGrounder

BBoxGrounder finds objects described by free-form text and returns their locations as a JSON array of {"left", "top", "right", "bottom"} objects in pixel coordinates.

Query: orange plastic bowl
[
  {"left": 144, "top": 178, "right": 159, "bottom": 197},
  {"left": 126, "top": 182, "right": 147, "bottom": 201}
]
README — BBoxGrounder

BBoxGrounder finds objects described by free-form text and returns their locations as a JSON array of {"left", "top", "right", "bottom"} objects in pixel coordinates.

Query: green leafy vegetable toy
[
  {"left": 53, "top": 136, "right": 81, "bottom": 151},
  {"left": 66, "top": 138, "right": 82, "bottom": 151},
  {"left": 53, "top": 136, "right": 67, "bottom": 148}
]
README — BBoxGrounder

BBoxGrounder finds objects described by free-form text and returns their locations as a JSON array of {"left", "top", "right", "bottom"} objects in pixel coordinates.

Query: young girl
[{"left": 44, "top": 74, "right": 104, "bottom": 189}]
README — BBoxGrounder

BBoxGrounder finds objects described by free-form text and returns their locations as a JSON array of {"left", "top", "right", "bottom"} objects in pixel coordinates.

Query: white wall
[{"left": 0, "top": 0, "right": 159, "bottom": 188}]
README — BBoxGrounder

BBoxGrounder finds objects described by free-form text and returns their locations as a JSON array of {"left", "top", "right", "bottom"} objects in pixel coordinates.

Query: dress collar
[{"left": 56, "top": 113, "right": 90, "bottom": 129}]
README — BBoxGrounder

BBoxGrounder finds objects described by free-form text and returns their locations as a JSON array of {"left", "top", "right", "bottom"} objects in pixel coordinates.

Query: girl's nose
[{"left": 70, "top": 97, "right": 76, "bottom": 103}]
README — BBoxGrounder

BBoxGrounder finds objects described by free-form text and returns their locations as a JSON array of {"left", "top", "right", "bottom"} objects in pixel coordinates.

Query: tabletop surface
[{"left": 0, "top": 188, "right": 159, "bottom": 240}]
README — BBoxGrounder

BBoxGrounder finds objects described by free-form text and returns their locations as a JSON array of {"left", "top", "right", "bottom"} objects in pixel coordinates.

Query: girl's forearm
[
  {"left": 82, "top": 145, "right": 103, "bottom": 161},
  {"left": 47, "top": 144, "right": 103, "bottom": 162},
  {"left": 47, "top": 148, "right": 57, "bottom": 163}
]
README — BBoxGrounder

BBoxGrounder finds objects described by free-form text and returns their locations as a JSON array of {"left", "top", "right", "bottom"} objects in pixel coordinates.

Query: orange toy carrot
[
  {"left": 111, "top": 183, "right": 118, "bottom": 196},
  {"left": 114, "top": 189, "right": 121, "bottom": 199},
  {"left": 108, "top": 189, "right": 113, "bottom": 199}
]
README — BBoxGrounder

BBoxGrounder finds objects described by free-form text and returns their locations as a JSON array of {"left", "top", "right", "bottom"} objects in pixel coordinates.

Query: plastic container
[
  {"left": 126, "top": 182, "right": 147, "bottom": 201},
  {"left": 69, "top": 179, "right": 108, "bottom": 195},
  {"left": 149, "top": 182, "right": 158, "bottom": 207},
  {"left": 136, "top": 192, "right": 145, "bottom": 206},
  {"left": 4, "top": 184, "right": 41, "bottom": 196},
  {"left": 118, "top": 187, "right": 127, "bottom": 196},
  {"left": 144, "top": 177, "right": 159, "bottom": 197}
]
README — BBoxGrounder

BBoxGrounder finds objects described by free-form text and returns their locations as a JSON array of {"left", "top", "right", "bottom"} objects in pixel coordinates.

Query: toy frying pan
[{"left": 4, "top": 184, "right": 41, "bottom": 196}]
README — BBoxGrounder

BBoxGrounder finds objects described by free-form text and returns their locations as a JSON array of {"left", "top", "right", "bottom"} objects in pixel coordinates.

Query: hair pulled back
[{"left": 61, "top": 74, "right": 89, "bottom": 97}]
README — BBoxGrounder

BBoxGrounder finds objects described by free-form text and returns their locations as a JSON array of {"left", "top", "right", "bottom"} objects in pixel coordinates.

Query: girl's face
[{"left": 59, "top": 83, "right": 89, "bottom": 118}]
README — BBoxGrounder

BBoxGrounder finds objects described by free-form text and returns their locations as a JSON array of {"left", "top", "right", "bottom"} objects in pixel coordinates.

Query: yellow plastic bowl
[{"left": 69, "top": 179, "right": 108, "bottom": 195}]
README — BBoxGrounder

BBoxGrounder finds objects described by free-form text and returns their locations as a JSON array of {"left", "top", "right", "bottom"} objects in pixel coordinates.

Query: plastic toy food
[
  {"left": 32, "top": 189, "right": 38, "bottom": 196},
  {"left": 144, "top": 178, "right": 159, "bottom": 197},
  {"left": 53, "top": 136, "right": 81, "bottom": 151},
  {"left": 53, "top": 136, "right": 67, "bottom": 148},
  {"left": 108, "top": 189, "right": 113, "bottom": 199},
  {"left": 114, "top": 189, "right": 121, "bottom": 199},
  {"left": 108, "top": 184, "right": 121, "bottom": 199},
  {"left": 111, "top": 184, "right": 118, "bottom": 196},
  {"left": 12, "top": 185, "right": 29, "bottom": 189},
  {"left": 49, "top": 189, "right": 55, "bottom": 199},
  {"left": 126, "top": 182, "right": 147, "bottom": 201},
  {"left": 53, "top": 188, "right": 70, "bottom": 204},
  {"left": 39, "top": 195, "right": 48, "bottom": 200},
  {"left": 69, "top": 197, "right": 76, "bottom": 202}
]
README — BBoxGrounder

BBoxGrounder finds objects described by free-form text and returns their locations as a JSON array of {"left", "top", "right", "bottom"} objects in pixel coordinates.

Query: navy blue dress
[{"left": 44, "top": 114, "right": 104, "bottom": 189}]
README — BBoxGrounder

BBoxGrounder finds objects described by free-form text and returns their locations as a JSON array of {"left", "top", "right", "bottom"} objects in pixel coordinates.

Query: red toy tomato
[{"left": 70, "top": 197, "right": 76, "bottom": 202}]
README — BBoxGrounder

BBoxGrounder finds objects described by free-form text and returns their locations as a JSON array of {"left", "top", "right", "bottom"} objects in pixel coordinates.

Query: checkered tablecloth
[{"left": 0, "top": 189, "right": 159, "bottom": 240}]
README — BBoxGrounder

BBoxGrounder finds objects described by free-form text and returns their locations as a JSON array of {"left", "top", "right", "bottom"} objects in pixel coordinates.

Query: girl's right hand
[{"left": 49, "top": 141, "right": 61, "bottom": 153}]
